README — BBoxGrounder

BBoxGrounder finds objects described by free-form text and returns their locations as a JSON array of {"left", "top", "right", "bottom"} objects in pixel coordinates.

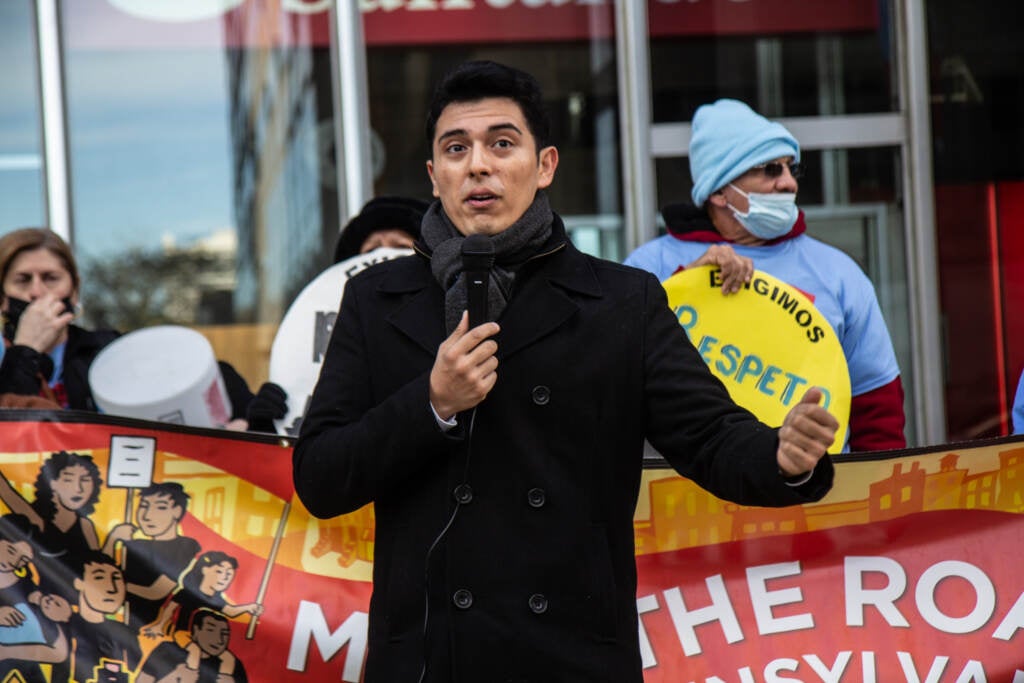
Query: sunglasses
[{"left": 751, "top": 161, "right": 804, "bottom": 179}]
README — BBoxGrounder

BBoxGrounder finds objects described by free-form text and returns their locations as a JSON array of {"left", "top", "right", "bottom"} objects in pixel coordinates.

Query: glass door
[{"left": 642, "top": 0, "right": 922, "bottom": 447}]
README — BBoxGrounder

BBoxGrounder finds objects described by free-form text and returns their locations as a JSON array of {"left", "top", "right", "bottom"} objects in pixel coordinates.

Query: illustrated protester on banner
[
  {"left": 0, "top": 430, "right": 276, "bottom": 682},
  {"left": 137, "top": 609, "right": 248, "bottom": 683},
  {"left": 1013, "top": 368, "right": 1024, "bottom": 435},
  {"left": 0, "top": 512, "right": 72, "bottom": 683},
  {"left": 64, "top": 550, "right": 142, "bottom": 683},
  {"left": 0, "top": 451, "right": 103, "bottom": 604},
  {"left": 0, "top": 227, "right": 287, "bottom": 432},
  {"left": 624, "top": 99, "right": 905, "bottom": 452},
  {"left": 142, "top": 550, "right": 263, "bottom": 643},
  {"left": 102, "top": 482, "right": 201, "bottom": 631},
  {"left": 293, "top": 60, "right": 838, "bottom": 683}
]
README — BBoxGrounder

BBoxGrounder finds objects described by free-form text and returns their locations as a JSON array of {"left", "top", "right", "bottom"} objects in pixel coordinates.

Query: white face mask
[{"left": 727, "top": 184, "right": 799, "bottom": 240}]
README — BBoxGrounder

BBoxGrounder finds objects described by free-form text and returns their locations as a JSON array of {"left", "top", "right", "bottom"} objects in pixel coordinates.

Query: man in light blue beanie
[
  {"left": 625, "top": 98, "right": 906, "bottom": 453},
  {"left": 688, "top": 99, "right": 800, "bottom": 208}
]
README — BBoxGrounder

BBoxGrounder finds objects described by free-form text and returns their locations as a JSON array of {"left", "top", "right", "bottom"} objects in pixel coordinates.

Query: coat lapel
[
  {"left": 495, "top": 243, "right": 603, "bottom": 360},
  {"left": 379, "top": 258, "right": 446, "bottom": 355}
]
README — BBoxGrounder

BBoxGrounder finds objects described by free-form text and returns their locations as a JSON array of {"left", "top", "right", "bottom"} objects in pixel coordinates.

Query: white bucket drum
[
  {"left": 89, "top": 325, "right": 232, "bottom": 428},
  {"left": 269, "top": 247, "right": 412, "bottom": 436}
]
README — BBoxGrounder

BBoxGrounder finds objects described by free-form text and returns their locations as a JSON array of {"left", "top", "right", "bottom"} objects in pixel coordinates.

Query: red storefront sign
[{"left": 66, "top": 0, "right": 878, "bottom": 50}]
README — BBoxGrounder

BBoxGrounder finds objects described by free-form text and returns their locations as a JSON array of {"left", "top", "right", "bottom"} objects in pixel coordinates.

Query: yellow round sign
[{"left": 662, "top": 266, "right": 851, "bottom": 452}]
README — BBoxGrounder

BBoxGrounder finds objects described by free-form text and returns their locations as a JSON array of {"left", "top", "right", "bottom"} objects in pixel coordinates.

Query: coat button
[
  {"left": 527, "top": 488, "right": 546, "bottom": 508},
  {"left": 453, "top": 483, "right": 473, "bottom": 505},
  {"left": 453, "top": 589, "right": 473, "bottom": 610},
  {"left": 528, "top": 593, "right": 548, "bottom": 614},
  {"left": 531, "top": 385, "right": 550, "bottom": 405}
]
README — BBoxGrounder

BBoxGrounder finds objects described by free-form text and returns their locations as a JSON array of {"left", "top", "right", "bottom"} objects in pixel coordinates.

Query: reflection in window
[
  {"left": 929, "top": 0, "right": 1024, "bottom": 441},
  {"left": 60, "top": 2, "right": 343, "bottom": 385},
  {"left": 0, "top": 0, "right": 46, "bottom": 230}
]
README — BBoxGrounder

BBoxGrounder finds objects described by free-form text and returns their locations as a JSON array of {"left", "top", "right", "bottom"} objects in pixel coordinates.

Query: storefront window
[
  {"left": 59, "top": 0, "right": 341, "bottom": 385},
  {"left": 0, "top": 1, "right": 46, "bottom": 230},
  {"left": 928, "top": 0, "right": 1024, "bottom": 441}
]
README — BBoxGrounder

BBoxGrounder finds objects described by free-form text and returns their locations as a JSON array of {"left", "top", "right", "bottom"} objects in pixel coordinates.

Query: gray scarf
[{"left": 422, "top": 192, "right": 554, "bottom": 333}]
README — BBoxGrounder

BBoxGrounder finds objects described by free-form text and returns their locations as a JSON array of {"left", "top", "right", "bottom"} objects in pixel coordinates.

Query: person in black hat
[{"left": 333, "top": 196, "right": 430, "bottom": 264}]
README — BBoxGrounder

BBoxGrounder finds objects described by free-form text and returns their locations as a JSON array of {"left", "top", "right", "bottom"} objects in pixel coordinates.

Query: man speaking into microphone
[{"left": 293, "top": 61, "right": 838, "bottom": 683}]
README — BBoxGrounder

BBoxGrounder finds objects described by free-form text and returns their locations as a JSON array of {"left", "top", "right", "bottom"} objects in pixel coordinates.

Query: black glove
[{"left": 245, "top": 382, "right": 288, "bottom": 433}]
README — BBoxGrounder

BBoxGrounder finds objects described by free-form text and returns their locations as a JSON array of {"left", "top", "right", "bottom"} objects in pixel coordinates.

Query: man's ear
[
  {"left": 708, "top": 190, "right": 729, "bottom": 209},
  {"left": 426, "top": 160, "right": 440, "bottom": 198},
  {"left": 536, "top": 146, "right": 559, "bottom": 189}
]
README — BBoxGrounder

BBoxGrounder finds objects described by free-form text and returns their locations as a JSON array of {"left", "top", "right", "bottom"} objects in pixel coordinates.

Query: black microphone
[{"left": 461, "top": 234, "right": 494, "bottom": 328}]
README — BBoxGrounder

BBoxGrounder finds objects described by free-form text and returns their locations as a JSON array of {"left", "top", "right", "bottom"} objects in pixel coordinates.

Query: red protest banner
[
  {"left": 0, "top": 411, "right": 1022, "bottom": 681},
  {"left": 634, "top": 445, "right": 1024, "bottom": 680}
]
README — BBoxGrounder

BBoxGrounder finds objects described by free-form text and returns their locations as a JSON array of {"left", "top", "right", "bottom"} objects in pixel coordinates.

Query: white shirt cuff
[
  {"left": 431, "top": 403, "right": 458, "bottom": 432},
  {"left": 783, "top": 467, "right": 814, "bottom": 486}
]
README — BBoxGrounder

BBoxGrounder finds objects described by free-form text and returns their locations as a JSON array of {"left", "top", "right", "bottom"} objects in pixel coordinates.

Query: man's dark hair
[
  {"left": 0, "top": 513, "right": 35, "bottom": 545},
  {"left": 78, "top": 549, "right": 120, "bottom": 577},
  {"left": 424, "top": 60, "right": 551, "bottom": 153},
  {"left": 139, "top": 481, "right": 190, "bottom": 511},
  {"left": 191, "top": 608, "right": 229, "bottom": 633}
]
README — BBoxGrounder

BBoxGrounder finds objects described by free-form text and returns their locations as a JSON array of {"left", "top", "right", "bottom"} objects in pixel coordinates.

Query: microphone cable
[{"left": 417, "top": 405, "right": 478, "bottom": 683}]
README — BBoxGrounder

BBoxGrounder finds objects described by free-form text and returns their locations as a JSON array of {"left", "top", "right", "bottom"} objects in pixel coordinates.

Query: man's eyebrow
[
  {"left": 437, "top": 122, "right": 523, "bottom": 143},
  {"left": 437, "top": 127, "right": 467, "bottom": 143},
  {"left": 487, "top": 122, "right": 522, "bottom": 136}
]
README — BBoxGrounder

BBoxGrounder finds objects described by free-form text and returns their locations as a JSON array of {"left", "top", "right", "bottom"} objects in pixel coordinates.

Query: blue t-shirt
[
  {"left": 1012, "top": 370, "right": 1024, "bottom": 435},
  {"left": 624, "top": 233, "right": 900, "bottom": 397}
]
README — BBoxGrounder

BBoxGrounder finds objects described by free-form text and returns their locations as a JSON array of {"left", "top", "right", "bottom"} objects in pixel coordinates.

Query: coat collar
[{"left": 378, "top": 214, "right": 602, "bottom": 359}]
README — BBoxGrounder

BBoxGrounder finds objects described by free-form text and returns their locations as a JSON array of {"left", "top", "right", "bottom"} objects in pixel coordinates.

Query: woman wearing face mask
[
  {"left": 624, "top": 99, "right": 906, "bottom": 453},
  {"left": 0, "top": 228, "right": 287, "bottom": 431},
  {"left": 0, "top": 228, "right": 118, "bottom": 410}
]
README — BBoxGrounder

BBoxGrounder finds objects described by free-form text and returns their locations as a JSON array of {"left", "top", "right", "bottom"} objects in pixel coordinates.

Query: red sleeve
[{"left": 848, "top": 376, "right": 906, "bottom": 452}]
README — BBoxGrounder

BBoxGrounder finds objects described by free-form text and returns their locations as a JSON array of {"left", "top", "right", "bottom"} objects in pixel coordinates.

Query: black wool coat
[
  {"left": 293, "top": 218, "right": 833, "bottom": 683},
  {"left": 0, "top": 324, "right": 119, "bottom": 410}
]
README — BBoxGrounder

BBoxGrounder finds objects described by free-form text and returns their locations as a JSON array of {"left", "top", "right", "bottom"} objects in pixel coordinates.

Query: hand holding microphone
[{"left": 428, "top": 235, "right": 499, "bottom": 419}]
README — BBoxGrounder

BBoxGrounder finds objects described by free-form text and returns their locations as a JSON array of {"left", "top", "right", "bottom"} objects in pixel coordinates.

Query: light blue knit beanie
[{"left": 689, "top": 99, "right": 800, "bottom": 207}]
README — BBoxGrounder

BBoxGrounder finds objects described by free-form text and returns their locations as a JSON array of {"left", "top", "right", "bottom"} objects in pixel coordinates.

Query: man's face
[
  {"left": 719, "top": 156, "right": 800, "bottom": 213},
  {"left": 712, "top": 155, "right": 800, "bottom": 243},
  {"left": 136, "top": 492, "right": 182, "bottom": 539},
  {"left": 75, "top": 561, "right": 125, "bottom": 615},
  {"left": 192, "top": 616, "right": 230, "bottom": 657},
  {"left": 426, "top": 97, "right": 558, "bottom": 236}
]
